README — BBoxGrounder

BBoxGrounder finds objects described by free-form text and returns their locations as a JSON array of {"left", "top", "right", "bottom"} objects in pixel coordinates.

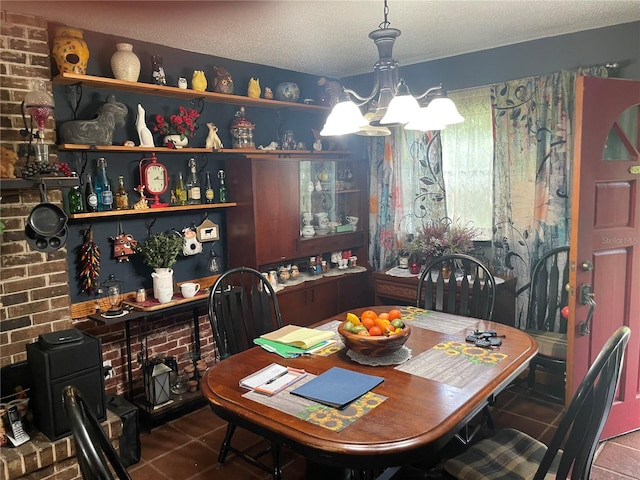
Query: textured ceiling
[{"left": 4, "top": 1, "right": 640, "bottom": 78}]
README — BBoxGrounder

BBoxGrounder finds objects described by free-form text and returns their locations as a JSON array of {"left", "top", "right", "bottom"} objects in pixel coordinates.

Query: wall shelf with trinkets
[
  {"left": 52, "top": 73, "right": 331, "bottom": 113},
  {"left": 67, "top": 202, "right": 236, "bottom": 220}
]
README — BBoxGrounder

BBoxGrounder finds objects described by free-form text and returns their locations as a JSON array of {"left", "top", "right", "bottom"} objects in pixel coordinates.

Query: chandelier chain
[{"left": 379, "top": 0, "right": 390, "bottom": 29}]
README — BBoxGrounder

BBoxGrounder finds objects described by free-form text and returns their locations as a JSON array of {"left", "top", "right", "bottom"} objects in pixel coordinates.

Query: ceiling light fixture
[{"left": 320, "top": 0, "right": 464, "bottom": 137}]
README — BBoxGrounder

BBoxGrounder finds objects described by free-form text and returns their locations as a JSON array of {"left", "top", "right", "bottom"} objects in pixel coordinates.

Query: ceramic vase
[
  {"left": 151, "top": 268, "right": 174, "bottom": 304},
  {"left": 275, "top": 82, "right": 300, "bottom": 102},
  {"left": 163, "top": 135, "right": 188, "bottom": 148},
  {"left": 111, "top": 43, "right": 140, "bottom": 82},
  {"left": 192, "top": 71, "right": 207, "bottom": 91},
  {"left": 52, "top": 27, "right": 89, "bottom": 75}
]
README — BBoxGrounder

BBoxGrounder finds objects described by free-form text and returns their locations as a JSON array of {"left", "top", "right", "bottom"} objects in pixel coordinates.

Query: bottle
[
  {"left": 186, "top": 158, "right": 201, "bottom": 204},
  {"left": 217, "top": 169, "right": 227, "bottom": 203},
  {"left": 68, "top": 185, "right": 84, "bottom": 214},
  {"left": 84, "top": 173, "right": 98, "bottom": 212},
  {"left": 175, "top": 171, "right": 187, "bottom": 205},
  {"left": 95, "top": 157, "right": 113, "bottom": 211},
  {"left": 115, "top": 176, "right": 129, "bottom": 210},
  {"left": 204, "top": 171, "right": 214, "bottom": 204}
]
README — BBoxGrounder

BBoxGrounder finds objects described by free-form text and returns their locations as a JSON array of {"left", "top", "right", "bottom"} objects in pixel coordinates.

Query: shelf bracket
[{"left": 191, "top": 97, "right": 205, "bottom": 115}]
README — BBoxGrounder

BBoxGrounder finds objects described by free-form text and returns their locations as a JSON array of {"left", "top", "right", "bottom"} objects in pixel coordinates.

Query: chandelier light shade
[{"left": 321, "top": 0, "right": 464, "bottom": 136}]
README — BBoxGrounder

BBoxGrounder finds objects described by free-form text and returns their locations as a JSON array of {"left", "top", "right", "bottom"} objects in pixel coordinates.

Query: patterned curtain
[
  {"left": 491, "top": 66, "right": 608, "bottom": 329},
  {"left": 368, "top": 128, "right": 446, "bottom": 270}
]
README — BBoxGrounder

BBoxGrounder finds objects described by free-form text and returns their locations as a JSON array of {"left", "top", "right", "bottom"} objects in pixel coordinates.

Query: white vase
[
  {"left": 111, "top": 43, "right": 140, "bottom": 82},
  {"left": 163, "top": 135, "right": 188, "bottom": 148},
  {"left": 151, "top": 268, "right": 174, "bottom": 304}
]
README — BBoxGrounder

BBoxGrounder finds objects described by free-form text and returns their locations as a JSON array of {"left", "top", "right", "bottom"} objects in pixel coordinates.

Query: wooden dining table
[{"left": 200, "top": 306, "right": 537, "bottom": 473}]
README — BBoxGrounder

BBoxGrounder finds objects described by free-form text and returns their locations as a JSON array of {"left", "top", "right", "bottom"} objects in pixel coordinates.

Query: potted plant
[
  {"left": 134, "top": 232, "right": 182, "bottom": 303},
  {"left": 408, "top": 218, "right": 478, "bottom": 269}
]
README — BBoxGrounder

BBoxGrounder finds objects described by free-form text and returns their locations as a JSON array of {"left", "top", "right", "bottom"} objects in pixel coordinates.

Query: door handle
[{"left": 578, "top": 284, "right": 596, "bottom": 335}]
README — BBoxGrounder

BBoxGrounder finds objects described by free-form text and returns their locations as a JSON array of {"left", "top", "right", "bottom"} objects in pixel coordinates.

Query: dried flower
[
  {"left": 152, "top": 106, "right": 199, "bottom": 140},
  {"left": 408, "top": 218, "right": 477, "bottom": 260}
]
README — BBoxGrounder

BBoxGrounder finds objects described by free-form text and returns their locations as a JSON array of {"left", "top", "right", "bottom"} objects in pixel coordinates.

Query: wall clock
[{"left": 139, "top": 153, "right": 168, "bottom": 208}]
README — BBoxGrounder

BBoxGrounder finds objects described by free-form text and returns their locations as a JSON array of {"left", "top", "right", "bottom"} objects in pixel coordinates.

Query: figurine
[
  {"left": 205, "top": 123, "right": 224, "bottom": 150},
  {"left": 258, "top": 141, "right": 279, "bottom": 150},
  {"left": 317, "top": 76, "right": 343, "bottom": 106},
  {"left": 177, "top": 77, "right": 188, "bottom": 89},
  {"left": 311, "top": 129, "right": 323, "bottom": 151},
  {"left": 212, "top": 66, "right": 233, "bottom": 94},
  {"left": 192, "top": 70, "right": 207, "bottom": 91},
  {"left": 59, "top": 95, "right": 127, "bottom": 145},
  {"left": 136, "top": 104, "right": 154, "bottom": 147},
  {"left": 0, "top": 146, "right": 17, "bottom": 178},
  {"left": 247, "top": 77, "right": 261, "bottom": 98},
  {"left": 111, "top": 233, "right": 137, "bottom": 262},
  {"left": 133, "top": 185, "right": 149, "bottom": 210},
  {"left": 264, "top": 86, "right": 274, "bottom": 99}
]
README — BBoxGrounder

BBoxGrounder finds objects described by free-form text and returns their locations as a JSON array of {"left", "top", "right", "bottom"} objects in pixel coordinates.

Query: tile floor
[{"left": 127, "top": 385, "right": 640, "bottom": 480}]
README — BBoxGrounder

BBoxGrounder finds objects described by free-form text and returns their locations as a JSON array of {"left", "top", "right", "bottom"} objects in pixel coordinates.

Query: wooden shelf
[
  {"left": 57, "top": 144, "right": 212, "bottom": 153},
  {"left": 0, "top": 175, "right": 79, "bottom": 191},
  {"left": 52, "top": 73, "right": 330, "bottom": 113},
  {"left": 67, "top": 202, "right": 236, "bottom": 219}
]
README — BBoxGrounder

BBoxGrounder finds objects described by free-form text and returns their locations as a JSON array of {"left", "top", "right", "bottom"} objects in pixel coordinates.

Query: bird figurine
[
  {"left": 247, "top": 77, "right": 261, "bottom": 98},
  {"left": 192, "top": 70, "right": 207, "bottom": 91},
  {"left": 264, "top": 86, "right": 274, "bottom": 99},
  {"left": 206, "top": 122, "right": 224, "bottom": 150},
  {"left": 213, "top": 66, "right": 233, "bottom": 94},
  {"left": 136, "top": 104, "right": 154, "bottom": 147}
]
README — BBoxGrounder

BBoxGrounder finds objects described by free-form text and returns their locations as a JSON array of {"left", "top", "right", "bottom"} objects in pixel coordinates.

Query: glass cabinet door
[{"left": 300, "top": 160, "right": 360, "bottom": 238}]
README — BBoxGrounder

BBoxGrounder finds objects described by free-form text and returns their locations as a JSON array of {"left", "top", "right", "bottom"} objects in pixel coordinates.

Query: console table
[{"left": 372, "top": 268, "right": 518, "bottom": 326}]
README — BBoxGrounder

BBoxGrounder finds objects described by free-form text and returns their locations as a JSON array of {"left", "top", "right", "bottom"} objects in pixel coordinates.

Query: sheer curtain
[
  {"left": 441, "top": 87, "right": 494, "bottom": 239},
  {"left": 368, "top": 128, "right": 446, "bottom": 270}
]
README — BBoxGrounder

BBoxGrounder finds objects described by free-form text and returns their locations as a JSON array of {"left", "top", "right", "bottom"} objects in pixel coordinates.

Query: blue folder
[{"left": 290, "top": 366, "right": 384, "bottom": 409}]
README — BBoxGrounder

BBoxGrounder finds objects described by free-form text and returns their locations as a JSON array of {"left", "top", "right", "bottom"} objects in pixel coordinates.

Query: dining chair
[
  {"left": 207, "top": 266, "right": 284, "bottom": 480},
  {"left": 62, "top": 385, "right": 132, "bottom": 480},
  {"left": 416, "top": 254, "right": 496, "bottom": 320},
  {"left": 523, "top": 246, "right": 570, "bottom": 402},
  {"left": 416, "top": 254, "right": 497, "bottom": 444},
  {"left": 443, "top": 325, "right": 630, "bottom": 480}
]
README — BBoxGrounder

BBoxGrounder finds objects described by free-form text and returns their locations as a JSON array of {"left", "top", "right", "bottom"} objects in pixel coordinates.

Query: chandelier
[{"left": 320, "top": 0, "right": 464, "bottom": 137}]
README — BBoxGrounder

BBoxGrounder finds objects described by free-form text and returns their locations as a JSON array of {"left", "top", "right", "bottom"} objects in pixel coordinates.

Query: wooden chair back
[
  {"left": 416, "top": 254, "right": 496, "bottom": 320},
  {"left": 527, "top": 246, "right": 570, "bottom": 333}
]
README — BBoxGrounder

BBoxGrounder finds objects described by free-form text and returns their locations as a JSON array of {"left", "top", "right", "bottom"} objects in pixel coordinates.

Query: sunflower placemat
[
  {"left": 395, "top": 340, "right": 508, "bottom": 388},
  {"left": 243, "top": 374, "right": 386, "bottom": 432},
  {"left": 399, "top": 307, "right": 479, "bottom": 334}
]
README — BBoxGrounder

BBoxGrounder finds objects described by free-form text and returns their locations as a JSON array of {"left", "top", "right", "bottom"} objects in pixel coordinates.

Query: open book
[
  {"left": 260, "top": 325, "right": 335, "bottom": 350},
  {"left": 239, "top": 363, "right": 307, "bottom": 396}
]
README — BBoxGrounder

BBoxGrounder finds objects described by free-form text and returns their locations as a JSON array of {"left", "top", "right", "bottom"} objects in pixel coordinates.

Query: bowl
[{"left": 338, "top": 323, "right": 411, "bottom": 357}]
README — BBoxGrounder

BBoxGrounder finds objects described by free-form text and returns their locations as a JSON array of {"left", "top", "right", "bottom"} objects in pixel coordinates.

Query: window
[{"left": 441, "top": 87, "right": 494, "bottom": 239}]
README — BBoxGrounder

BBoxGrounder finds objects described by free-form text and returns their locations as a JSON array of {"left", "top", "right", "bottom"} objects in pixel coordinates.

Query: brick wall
[
  {"left": 0, "top": 10, "right": 72, "bottom": 368},
  {"left": 0, "top": 9, "right": 216, "bottom": 397}
]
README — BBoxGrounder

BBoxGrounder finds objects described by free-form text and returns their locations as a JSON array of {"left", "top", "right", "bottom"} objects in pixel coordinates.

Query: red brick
[
  {"left": 7, "top": 299, "right": 49, "bottom": 317},
  {"left": 1, "top": 23, "right": 25, "bottom": 37},
  {"left": 0, "top": 266, "right": 27, "bottom": 280},
  {"left": 28, "top": 259, "right": 68, "bottom": 275},
  {"left": 2, "top": 251, "right": 45, "bottom": 267},
  {"left": 1, "top": 291, "right": 29, "bottom": 306},
  {"left": 4, "top": 12, "right": 48, "bottom": 28},
  {"left": 33, "top": 308, "right": 71, "bottom": 325},
  {"left": 4, "top": 276, "right": 46, "bottom": 293},
  {"left": 1, "top": 50, "right": 27, "bottom": 64},
  {"left": 31, "top": 284, "right": 70, "bottom": 300},
  {"left": 9, "top": 64, "right": 50, "bottom": 78},
  {"left": 50, "top": 296, "right": 71, "bottom": 309}
]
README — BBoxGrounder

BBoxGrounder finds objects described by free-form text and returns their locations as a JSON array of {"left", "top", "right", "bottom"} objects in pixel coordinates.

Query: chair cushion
[
  {"left": 526, "top": 330, "right": 567, "bottom": 359},
  {"left": 443, "top": 428, "right": 561, "bottom": 480}
]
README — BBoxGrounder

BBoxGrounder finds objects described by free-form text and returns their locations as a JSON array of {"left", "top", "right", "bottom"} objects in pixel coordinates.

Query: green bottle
[
  {"left": 175, "top": 171, "right": 187, "bottom": 205},
  {"left": 217, "top": 169, "right": 227, "bottom": 203}
]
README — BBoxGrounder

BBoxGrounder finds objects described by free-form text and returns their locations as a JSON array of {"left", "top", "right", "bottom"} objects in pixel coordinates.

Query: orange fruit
[
  {"left": 374, "top": 317, "right": 391, "bottom": 330},
  {"left": 388, "top": 309, "right": 402, "bottom": 320},
  {"left": 369, "top": 326, "right": 383, "bottom": 336},
  {"left": 378, "top": 312, "right": 389, "bottom": 320},
  {"left": 362, "top": 317, "right": 376, "bottom": 330},
  {"left": 361, "top": 310, "right": 378, "bottom": 320}
]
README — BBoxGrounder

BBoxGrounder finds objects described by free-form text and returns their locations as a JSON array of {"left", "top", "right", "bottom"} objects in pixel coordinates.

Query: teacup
[{"left": 180, "top": 282, "right": 201, "bottom": 298}]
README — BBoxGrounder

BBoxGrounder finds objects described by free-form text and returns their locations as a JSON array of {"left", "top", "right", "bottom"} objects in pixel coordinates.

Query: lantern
[
  {"left": 144, "top": 360, "right": 172, "bottom": 407},
  {"left": 230, "top": 106, "right": 255, "bottom": 149},
  {"left": 97, "top": 274, "right": 124, "bottom": 317}
]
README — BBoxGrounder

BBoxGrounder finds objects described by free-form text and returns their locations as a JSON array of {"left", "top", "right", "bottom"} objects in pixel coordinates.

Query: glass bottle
[
  {"left": 186, "top": 158, "right": 201, "bottom": 204},
  {"left": 151, "top": 55, "right": 166, "bottom": 85},
  {"left": 115, "top": 175, "right": 129, "bottom": 210},
  {"left": 174, "top": 171, "right": 187, "bottom": 205},
  {"left": 68, "top": 185, "right": 84, "bottom": 214},
  {"left": 217, "top": 169, "right": 227, "bottom": 203},
  {"left": 204, "top": 171, "right": 214, "bottom": 204},
  {"left": 84, "top": 173, "right": 98, "bottom": 212},
  {"left": 95, "top": 157, "right": 113, "bottom": 211}
]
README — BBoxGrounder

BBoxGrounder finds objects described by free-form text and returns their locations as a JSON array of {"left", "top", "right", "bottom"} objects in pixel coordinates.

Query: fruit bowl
[{"left": 338, "top": 323, "right": 411, "bottom": 357}]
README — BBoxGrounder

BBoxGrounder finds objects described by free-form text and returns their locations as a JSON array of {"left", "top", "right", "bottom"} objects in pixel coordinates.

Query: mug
[
  {"left": 157, "top": 287, "right": 174, "bottom": 304},
  {"left": 346, "top": 215, "right": 359, "bottom": 225},
  {"left": 180, "top": 282, "right": 200, "bottom": 298}
]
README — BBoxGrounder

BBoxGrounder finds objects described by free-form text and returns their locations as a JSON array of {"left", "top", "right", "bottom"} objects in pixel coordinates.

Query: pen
[{"left": 265, "top": 370, "right": 289, "bottom": 384}]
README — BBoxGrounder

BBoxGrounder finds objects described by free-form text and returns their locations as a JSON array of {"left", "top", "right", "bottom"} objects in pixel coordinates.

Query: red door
[{"left": 570, "top": 76, "right": 640, "bottom": 439}]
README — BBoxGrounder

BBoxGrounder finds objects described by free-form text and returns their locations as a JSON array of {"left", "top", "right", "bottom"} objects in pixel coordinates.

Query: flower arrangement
[
  {"left": 152, "top": 106, "right": 200, "bottom": 140},
  {"left": 408, "top": 218, "right": 477, "bottom": 261}
]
